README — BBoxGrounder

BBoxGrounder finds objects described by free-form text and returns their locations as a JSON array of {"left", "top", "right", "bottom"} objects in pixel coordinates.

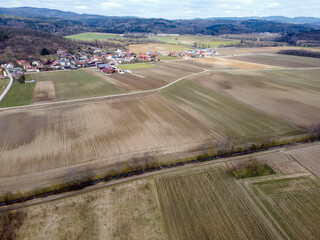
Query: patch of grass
[
  {"left": 232, "top": 159, "right": 276, "bottom": 179},
  {"left": 65, "top": 32, "right": 124, "bottom": 41},
  {"left": 0, "top": 78, "right": 9, "bottom": 95},
  {"left": 29, "top": 69, "right": 125, "bottom": 101},
  {"left": 118, "top": 63, "right": 156, "bottom": 70},
  {"left": 158, "top": 55, "right": 179, "bottom": 61},
  {"left": 0, "top": 82, "right": 35, "bottom": 107}
]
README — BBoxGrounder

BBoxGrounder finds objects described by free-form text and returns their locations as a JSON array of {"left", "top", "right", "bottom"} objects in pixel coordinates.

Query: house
[
  {"left": 23, "top": 63, "right": 31, "bottom": 70},
  {"left": 5, "top": 62, "right": 14, "bottom": 69},
  {"left": 101, "top": 67, "right": 117, "bottom": 74},
  {"left": 24, "top": 65, "right": 39, "bottom": 72},
  {"left": 50, "top": 61, "right": 61, "bottom": 70}
]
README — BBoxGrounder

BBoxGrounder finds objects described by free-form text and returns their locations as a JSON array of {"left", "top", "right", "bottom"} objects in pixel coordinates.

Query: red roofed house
[{"left": 101, "top": 67, "right": 118, "bottom": 74}]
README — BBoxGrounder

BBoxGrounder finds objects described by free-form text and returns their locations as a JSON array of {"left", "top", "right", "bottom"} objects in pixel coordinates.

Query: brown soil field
[
  {"left": 190, "top": 69, "right": 320, "bottom": 128},
  {"left": 285, "top": 143, "right": 320, "bottom": 178},
  {"left": 233, "top": 54, "right": 320, "bottom": 68},
  {"left": 0, "top": 94, "right": 223, "bottom": 194},
  {"left": 193, "top": 57, "right": 279, "bottom": 69},
  {"left": 216, "top": 46, "right": 301, "bottom": 56},
  {"left": 32, "top": 81, "right": 56, "bottom": 103}
]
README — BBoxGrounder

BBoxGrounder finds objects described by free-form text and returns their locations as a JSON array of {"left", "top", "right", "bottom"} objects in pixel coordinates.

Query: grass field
[
  {"left": 0, "top": 78, "right": 9, "bottom": 95},
  {"left": 65, "top": 32, "right": 123, "bottom": 41},
  {"left": 0, "top": 82, "right": 35, "bottom": 107},
  {"left": 117, "top": 63, "right": 156, "bottom": 70},
  {"left": 233, "top": 54, "right": 320, "bottom": 68},
  {"left": 251, "top": 176, "right": 320, "bottom": 239},
  {"left": 129, "top": 43, "right": 193, "bottom": 53},
  {"left": 191, "top": 69, "right": 320, "bottom": 128},
  {"left": 156, "top": 164, "right": 281, "bottom": 239},
  {"left": 29, "top": 69, "right": 125, "bottom": 101},
  {"left": 161, "top": 80, "right": 304, "bottom": 140}
]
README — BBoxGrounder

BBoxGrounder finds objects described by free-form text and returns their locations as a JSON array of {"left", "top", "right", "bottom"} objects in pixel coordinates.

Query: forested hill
[
  {"left": 0, "top": 7, "right": 314, "bottom": 36},
  {"left": 0, "top": 26, "right": 80, "bottom": 63}
]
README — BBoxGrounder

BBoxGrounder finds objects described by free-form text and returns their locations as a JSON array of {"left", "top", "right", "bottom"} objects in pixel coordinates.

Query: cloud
[
  {"left": 101, "top": 2, "right": 122, "bottom": 8},
  {"left": 75, "top": 5, "right": 88, "bottom": 9}
]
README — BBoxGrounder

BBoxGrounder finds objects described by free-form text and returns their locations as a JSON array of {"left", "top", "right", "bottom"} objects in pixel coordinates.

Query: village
[{"left": 0, "top": 47, "right": 218, "bottom": 80}]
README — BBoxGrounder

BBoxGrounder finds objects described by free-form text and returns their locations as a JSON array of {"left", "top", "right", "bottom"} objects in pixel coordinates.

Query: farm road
[{"left": 0, "top": 69, "right": 209, "bottom": 111}]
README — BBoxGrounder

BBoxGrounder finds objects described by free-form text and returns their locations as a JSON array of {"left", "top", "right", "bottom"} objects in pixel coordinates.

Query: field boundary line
[{"left": 0, "top": 69, "right": 209, "bottom": 111}]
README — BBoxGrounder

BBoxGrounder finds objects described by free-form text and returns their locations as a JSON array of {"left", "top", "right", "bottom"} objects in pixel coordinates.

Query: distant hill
[
  {"left": 0, "top": 7, "right": 314, "bottom": 36},
  {"left": 0, "top": 7, "right": 106, "bottom": 21},
  {"left": 206, "top": 16, "right": 320, "bottom": 25}
]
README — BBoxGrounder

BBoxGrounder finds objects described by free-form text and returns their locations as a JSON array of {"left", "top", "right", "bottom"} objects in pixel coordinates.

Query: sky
[{"left": 2, "top": 0, "right": 320, "bottom": 19}]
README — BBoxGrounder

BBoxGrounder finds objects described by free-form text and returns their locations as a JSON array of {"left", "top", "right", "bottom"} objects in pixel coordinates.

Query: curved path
[
  {"left": 0, "top": 69, "right": 209, "bottom": 111},
  {"left": 0, "top": 68, "right": 13, "bottom": 103}
]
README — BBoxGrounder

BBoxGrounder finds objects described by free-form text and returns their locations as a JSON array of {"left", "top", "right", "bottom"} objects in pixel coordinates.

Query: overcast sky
[{"left": 2, "top": 0, "right": 320, "bottom": 19}]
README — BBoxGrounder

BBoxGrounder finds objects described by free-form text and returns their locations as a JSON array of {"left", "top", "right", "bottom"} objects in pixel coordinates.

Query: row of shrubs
[{"left": 1, "top": 132, "right": 319, "bottom": 206}]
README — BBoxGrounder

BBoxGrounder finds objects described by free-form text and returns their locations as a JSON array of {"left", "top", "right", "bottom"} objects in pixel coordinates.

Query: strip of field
[
  {"left": 29, "top": 69, "right": 125, "bottom": 101},
  {"left": 233, "top": 54, "right": 320, "bottom": 68},
  {"left": 0, "top": 94, "right": 222, "bottom": 193},
  {"left": 0, "top": 78, "right": 9, "bottom": 95},
  {"left": 0, "top": 178, "right": 165, "bottom": 240},
  {"left": 156, "top": 164, "right": 281, "bottom": 240},
  {"left": 108, "top": 73, "right": 167, "bottom": 91},
  {"left": 191, "top": 69, "right": 320, "bottom": 128},
  {"left": 161, "top": 80, "right": 304, "bottom": 140},
  {"left": 250, "top": 175, "right": 320, "bottom": 239},
  {"left": 0, "top": 82, "right": 35, "bottom": 107},
  {"left": 32, "top": 80, "right": 56, "bottom": 103},
  {"left": 193, "top": 56, "right": 279, "bottom": 69},
  {"left": 158, "top": 55, "right": 179, "bottom": 60},
  {"left": 117, "top": 63, "right": 155, "bottom": 70},
  {"left": 129, "top": 43, "right": 192, "bottom": 53},
  {"left": 197, "top": 40, "right": 240, "bottom": 47}
]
